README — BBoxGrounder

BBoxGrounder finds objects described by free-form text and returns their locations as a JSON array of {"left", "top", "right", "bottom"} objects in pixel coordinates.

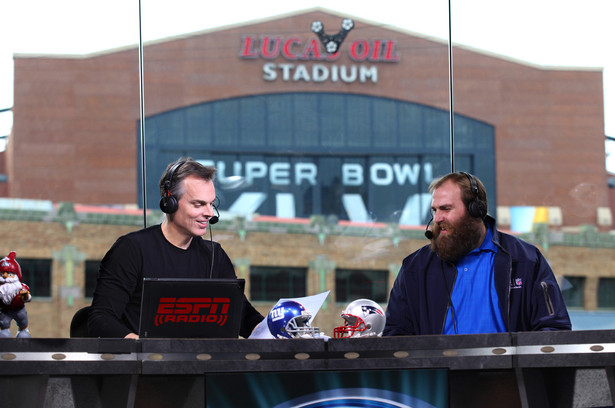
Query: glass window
[
  {"left": 250, "top": 266, "right": 307, "bottom": 301},
  {"left": 141, "top": 95, "right": 495, "bottom": 219},
  {"left": 561, "top": 276, "right": 585, "bottom": 309},
  {"left": 4, "top": 2, "right": 614, "bottom": 338},
  {"left": 335, "top": 268, "right": 388, "bottom": 304},
  {"left": 598, "top": 278, "right": 615, "bottom": 309},
  {"left": 19, "top": 258, "right": 52, "bottom": 298}
]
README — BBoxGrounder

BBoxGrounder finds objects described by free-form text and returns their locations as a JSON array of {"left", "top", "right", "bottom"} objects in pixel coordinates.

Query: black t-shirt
[{"left": 88, "top": 224, "right": 263, "bottom": 338}]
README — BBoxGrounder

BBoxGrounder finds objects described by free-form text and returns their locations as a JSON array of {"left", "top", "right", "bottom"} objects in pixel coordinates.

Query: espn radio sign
[{"left": 155, "top": 297, "right": 231, "bottom": 327}]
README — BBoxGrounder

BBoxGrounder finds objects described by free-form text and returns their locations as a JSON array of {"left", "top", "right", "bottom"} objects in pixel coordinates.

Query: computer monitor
[{"left": 138, "top": 278, "right": 245, "bottom": 338}]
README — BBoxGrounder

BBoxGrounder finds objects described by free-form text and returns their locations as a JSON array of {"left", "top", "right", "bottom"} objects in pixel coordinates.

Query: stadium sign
[
  {"left": 239, "top": 18, "right": 400, "bottom": 84},
  {"left": 200, "top": 158, "right": 434, "bottom": 225}
]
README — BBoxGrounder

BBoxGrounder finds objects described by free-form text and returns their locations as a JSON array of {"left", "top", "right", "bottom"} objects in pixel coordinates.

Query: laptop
[{"left": 138, "top": 278, "right": 245, "bottom": 339}]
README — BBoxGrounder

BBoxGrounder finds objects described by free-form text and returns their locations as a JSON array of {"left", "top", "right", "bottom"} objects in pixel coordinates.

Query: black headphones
[
  {"left": 460, "top": 172, "right": 487, "bottom": 219},
  {"left": 159, "top": 160, "right": 185, "bottom": 214}
]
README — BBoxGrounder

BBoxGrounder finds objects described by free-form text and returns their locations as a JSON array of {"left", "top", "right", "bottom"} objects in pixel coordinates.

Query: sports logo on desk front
[{"left": 154, "top": 297, "right": 230, "bottom": 326}]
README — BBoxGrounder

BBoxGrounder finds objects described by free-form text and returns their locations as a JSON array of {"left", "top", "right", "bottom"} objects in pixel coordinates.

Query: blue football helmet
[{"left": 267, "top": 300, "right": 320, "bottom": 339}]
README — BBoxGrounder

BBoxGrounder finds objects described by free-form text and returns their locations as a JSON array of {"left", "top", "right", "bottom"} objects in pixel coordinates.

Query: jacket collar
[{"left": 484, "top": 214, "right": 501, "bottom": 247}]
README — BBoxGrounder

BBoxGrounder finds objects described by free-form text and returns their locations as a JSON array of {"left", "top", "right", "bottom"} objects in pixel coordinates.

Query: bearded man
[{"left": 383, "top": 172, "right": 571, "bottom": 335}]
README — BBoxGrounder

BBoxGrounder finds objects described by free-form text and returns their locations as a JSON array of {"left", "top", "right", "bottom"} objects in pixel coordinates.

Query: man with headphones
[
  {"left": 383, "top": 172, "right": 571, "bottom": 335},
  {"left": 88, "top": 157, "right": 264, "bottom": 338}
]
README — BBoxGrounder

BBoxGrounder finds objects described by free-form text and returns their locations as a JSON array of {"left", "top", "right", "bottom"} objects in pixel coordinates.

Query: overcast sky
[{"left": 1, "top": 0, "right": 614, "bottom": 158}]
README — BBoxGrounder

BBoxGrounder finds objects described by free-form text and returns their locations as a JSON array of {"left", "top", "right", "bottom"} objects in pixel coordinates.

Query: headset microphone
[
  {"left": 424, "top": 217, "right": 434, "bottom": 239},
  {"left": 209, "top": 204, "right": 220, "bottom": 225},
  {"left": 208, "top": 204, "right": 221, "bottom": 278}
]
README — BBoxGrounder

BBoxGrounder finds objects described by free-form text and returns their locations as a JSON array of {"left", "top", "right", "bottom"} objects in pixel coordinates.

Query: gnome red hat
[{"left": 0, "top": 251, "right": 22, "bottom": 281}]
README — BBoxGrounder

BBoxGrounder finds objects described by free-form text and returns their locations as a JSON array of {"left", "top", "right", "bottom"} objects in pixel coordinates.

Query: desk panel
[{"left": 0, "top": 331, "right": 614, "bottom": 407}]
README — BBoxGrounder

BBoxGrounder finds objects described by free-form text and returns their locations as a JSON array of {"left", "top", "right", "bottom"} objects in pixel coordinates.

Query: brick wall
[{"left": 0, "top": 218, "right": 611, "bottom": 338}]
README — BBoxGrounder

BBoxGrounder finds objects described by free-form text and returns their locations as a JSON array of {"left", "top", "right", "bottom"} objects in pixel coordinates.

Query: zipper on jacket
[
  {"left": 495, "top": 231, "right": 512, "bottom": 331},
  {"left": 541, "top": 281, "right": 555, "bottom": 316},
  {"left": 441, "top": 266, "right": 458, "bottom": 334}
]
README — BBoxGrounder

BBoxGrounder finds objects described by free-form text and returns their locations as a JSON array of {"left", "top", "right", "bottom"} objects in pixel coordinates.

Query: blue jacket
[{"left": 383, "top": 216, "right": 571, "bottom": 335}]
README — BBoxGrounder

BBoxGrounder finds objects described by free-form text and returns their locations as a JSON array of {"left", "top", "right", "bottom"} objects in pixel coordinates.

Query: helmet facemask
[
  {"left": 286, "top": 312, "right": 320, "bottom": 338},
  {"left": 333, "top": 314, "right": 368, "bottom": 338}
]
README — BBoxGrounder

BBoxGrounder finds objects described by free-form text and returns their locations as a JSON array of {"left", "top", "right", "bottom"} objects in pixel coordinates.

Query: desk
[{"left": 1, "top": 330, "right": 614, "bottom": 407}]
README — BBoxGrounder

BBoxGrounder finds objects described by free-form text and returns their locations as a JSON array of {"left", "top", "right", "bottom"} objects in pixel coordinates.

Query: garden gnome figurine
[{"left": 0, "top": 251, "right": 32, "bottom": 338}]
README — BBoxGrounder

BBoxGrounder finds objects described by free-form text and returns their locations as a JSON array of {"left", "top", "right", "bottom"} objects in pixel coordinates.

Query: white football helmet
[{"left": 333, "top": 299, "right": 386, "bottom": 338}]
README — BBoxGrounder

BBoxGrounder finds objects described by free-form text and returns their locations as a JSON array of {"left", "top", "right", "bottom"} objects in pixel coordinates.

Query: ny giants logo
[{"left": 154, "top": 297, "right": 230, "bottom": 327}]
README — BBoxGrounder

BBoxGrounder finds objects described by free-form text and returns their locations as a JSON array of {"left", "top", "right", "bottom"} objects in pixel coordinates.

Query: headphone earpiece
[
  {"left": 468, "top": 199, "right": 487, "bottom": 219},
  {"left": 159, "top": 190, "right": 178, "bottom": 214},
  {"left": 461, "top": 172, "right": 487, "bottom": 219},
  {"left": 159, "top": 160, "right": 185, "bottom": 214}
]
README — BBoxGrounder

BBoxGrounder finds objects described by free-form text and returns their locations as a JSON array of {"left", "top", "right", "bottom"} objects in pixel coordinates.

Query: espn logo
[{"left": 154, "top": 297, "right": 230, "bottom": 327}]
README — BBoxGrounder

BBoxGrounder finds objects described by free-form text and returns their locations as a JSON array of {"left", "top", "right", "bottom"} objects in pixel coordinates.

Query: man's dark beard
[{"left": 430, "top": 215, "right": 484, "bottom": 263}]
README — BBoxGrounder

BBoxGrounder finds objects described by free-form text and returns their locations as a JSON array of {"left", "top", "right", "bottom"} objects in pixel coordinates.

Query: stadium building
[{"left": 1, "top": 9, "right": 612, "bottom": 337}]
